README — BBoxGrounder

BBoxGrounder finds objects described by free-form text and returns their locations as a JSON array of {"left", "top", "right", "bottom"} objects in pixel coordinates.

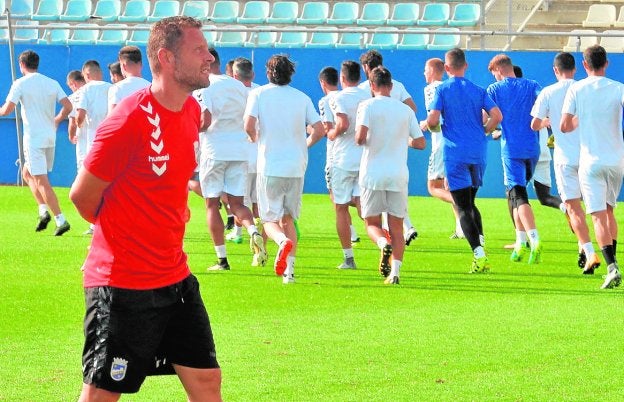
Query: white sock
[
  {"left": 274, "top": 232, "right": 288, "bottom": 246},
  {"left": 350, "top": 225, "right": 358, "bottom": 240},
  {"left": 515, "top": 230, "right": 528, "bottom": 247},
  {"left": 473, "top": 246, "right": 486, "bottom": 259},
  {"left": 559, "top": 203, "right": 567, "bottom": 214},
  {"left": 376, "top": 236, "right": 388, "bottom": 250},
  {"left": 479, "top": 234, "right": 485, "bottom": 247},
  {"left": 246, "top": 225, "right": 257, "bottom": 236},
  {"left": 527, "top": 229, "right": 539, "bottom": 246},
  {"left": 38, "top": 204, "right": 47, "bottom": 216},
  {"left": 286, "top": 256, "right": 296, "bottom": 276},
  {"left": 90, "top": 223, "right": 95, "bottom": 230},
  {"left": 54, "top": 213, "right": 66, "bottom": 226},
  {"left": 403, "top": 215, "right": 413, "bottom": 231},
  {"left": 582, "top": 242, "right": 595, "bottom": 257},
  {"left": 381, "top": 212, "right": 389, "bottom": 231},
  {"left": 390, "top": 259, "right": 402, "bottom": 277},
  {"left": 215, "top": 245, "right": 227, "bottom": 259},
  {"left": 343, "top": 248, "right": 354, "bottom": 259},
  {"left": 456, "top": 220, "right": 464, "bottom": 235}
]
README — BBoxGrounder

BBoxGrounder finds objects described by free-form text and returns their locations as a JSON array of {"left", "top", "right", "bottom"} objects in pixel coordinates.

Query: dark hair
[
  {"left": 360, "top": 49, "right": 383, "bottom": 69},
  {"left": 583, "top": 45, "right": 607, "bottom": 71},
  {"left": 513, "top": 65, "right": 523, "bottom": 78},
  {"left": 445, "top": 48, "right": 466, "bottom": 70},
  {"left": 233, "top": 57, "right": 254, "bottom": 81},
  {"left": 108, "top": 61, "right": 122, "bottom": 76},
  {"left": 67, "top": 70, "right": 85, "bottom": 83},
  {"left": 148, "top": 16, "right": 203, "bottom": 74},
  {"left": 341, "top": 60, "right": 360, "bottom": 84},
  {"left": 19, "top": 50, "right": 39, "bottom": 70},
  {"left": 118, "top": 46, "right": 142, "bottom": 64},
  {"left": 209, "top": 47, "right": 220, "bottom": 65},
  {"left": 318, "top": 66, "right": 338, "bottom": 87},
  {"left": 554, "top": 52, "right": 576, "bottom": 71},
  {"left": 82, "top": 59, "right": 101, "bottom": 73},
  {"left": 369, "top": 66, "right": 392, "bottom": 88},
  {"left": 266, "top": 55, "right": 295, "bottom": 85}
]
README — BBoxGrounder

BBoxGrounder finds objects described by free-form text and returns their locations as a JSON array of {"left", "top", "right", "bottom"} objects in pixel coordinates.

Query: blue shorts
[
  {"left": 445, "top": 160, "right": 486, "bottom": 192},
  {"left": 503, "top": 157, "right": 538, "bottom": 189}
]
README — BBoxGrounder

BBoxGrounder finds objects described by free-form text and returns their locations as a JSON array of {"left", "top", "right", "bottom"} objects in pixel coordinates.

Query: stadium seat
[
  {"left": 448, "top": 3, "right": 481, "bottom": 27},
  {"left": 563, "top": 29, "right": 598, "bottom": 52},
  {"left": 427, "top": 27, "right": 460, "bottom": 50},
  {"left": 147, "top": 0, "right": 180, "bottom": 22},
  {"left": 387, "top": 3, "right": 420, "bottom": 26},
  {"left": 0, "top": 21, "right": 8, "bottom": 43},
  {"left": 13, "top": 20, "right": 39, "bottom": 42},
  {"left": 244, "top": 27, "right": 277, "bottom": 47},
  {"left": 335, "top": 28, "right": 366, "bottom": 48},
  {"left": 59, "top": 0, "right": 92, "bottom": 22},
  {"left": 92, "top": 0, "right": 121, "bottom": 22},
  {"left": 215, "top": 27, "right": 246, "bottom": 47},
  {"left": 237, "top": 1, "right": 269, "bottom": 24},
  {"left": 582, "top": 4, "right": 616, "bottom": 28},
  {"left": 366, "top": 27, "right": 399, "bottom": 49},
  {"left": 274, "top": 31, "right": 307, "bottom": 48},
  {"left": 356, "top": 3, "right": 389, "bottom": 26},
  {"left": 31, "top": 0, "right": 62, "bottom": 21},
  {"left": 396, "top": 27, "right": 430, "bottom": 49},
  {"left": 296, "top": 2, "right": 329, "bottom": 25},
  {"left": 9, "top": 0, "right": 33, "bottom": 18},
  {"left": 38, "top": 22, "right": 70, "bottom": 44},
  {"left": 98, "top": 24, "right": 128, "bottom": 44},
  {"left": 181, "top": 1, "right": 210, "bottom": 20},
  {"left": 615, "top": 7, "right": 624, "bottom": 28},
  {"left": 67, "top": 23, "right": 99, "bottom": 44},
  {"left": 126, "top": 24, "right": 150, "bottom": 45},
  {"left": 209, "top": 1, "right": 240, "bottom": 23},
  {"left": 266, "top": 2, "right": 299, "bottom": 24},
  {"left": 305, "top": 27, "right": 338, "bottom": 48},
  {"left": 327, "top": 2, "right": 359, "bottom": 25},
  {"left": 417, "top": 3, "right": 450, "bottom": 26},
  {"left": 203, "top": 25, "right": 218, "bottom": 46},
  {"left": 600, "top": 30, "right": 624, "bottom": 52},
  {"left": 118, "top": 0, "right": 151, "bottom": 23}
]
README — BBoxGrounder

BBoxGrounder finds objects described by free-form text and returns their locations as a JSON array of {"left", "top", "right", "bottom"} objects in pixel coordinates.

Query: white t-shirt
[
  {"left": 356, "top": 96, "right": 422, "bottom": 191},
  {"left": 424, "top": 80, "right": 444, "bottom": 153},
  {"left": 247, "top": 82, "right": 260, "bottom": 173},
  {"left": 107, "top": 76, "right": 150, "bottom": 112},
  {"left": 562, "top": 76, "right": 624, "bottom": 167},
  {"left": 531, "top": 79, "right": 579, "bottom": 165},
  {"left": 68, "top": 88, "right": 86, "bottom": 140},
  {"left": 358, "top": 78, "right": 412, "bottom": 103},
  {"left": 318, "top": 89, "right": 338, "bottom": 169},
  {"left": 196, "top": 74, "right": 249, "bottom": 161},
  {"left": 245, "top": 83, "right": 320, "bottom": 178},
  {"left": 329, "top": 86, "right": 370, "bottom": 172},
  {"left": 6, "top": 72, "right": 67, "bottom": 148},
  {"left": 77, "top": 80, "right": 112, "bottom": 146}
]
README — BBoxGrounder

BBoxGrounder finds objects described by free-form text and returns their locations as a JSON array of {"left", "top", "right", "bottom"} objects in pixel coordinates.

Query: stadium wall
[{"left": 1, "top": 44, "right": 624, "bottom": 199}]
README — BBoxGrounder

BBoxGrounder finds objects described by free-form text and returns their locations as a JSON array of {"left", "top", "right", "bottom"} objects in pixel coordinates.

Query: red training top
[{"left": 82, "top": 88, "right": 200, "bottom": 289}]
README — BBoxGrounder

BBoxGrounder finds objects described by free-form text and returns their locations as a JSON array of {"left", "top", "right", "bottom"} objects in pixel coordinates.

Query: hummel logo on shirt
[{"left": 140, "top": 101, "right": 169, "bottom": 177}]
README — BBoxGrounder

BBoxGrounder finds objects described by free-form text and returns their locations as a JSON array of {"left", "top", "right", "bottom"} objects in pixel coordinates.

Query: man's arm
[
  {"left": 560, "top": 113, "right": 578, "bottom": 133},
  {"left": 327, "top": 113, "right": 348, "bottom": 141},
  {"left": 426, "top": 110, "right": 441, "bottom": 129},
  {"left": 200, "top": 110, "right": 211, "bottom": 132},
  {"left": 76, "top": 108, "right": 86, "bottom": 128},
  {"left": 530, "top": 116, "right": 550, "bottom": 131},
  {"left": 244, "top": 115, "right": 258, "bottom": 142},
  {"left": 484, "top": 106, "right": 503, "bottom": 134},
  {"left": 409, "top": 136, "right": 426, "bottom": 150},
  {"left": 55, "top": 97, "right": 72, "bottom": 129},
  {"left": 69, "top": 168, "right": 111, "bottom": 224},
  {"left": 0, "top": 101, "right": 16, "bottom": 117},
  {"left": 68, "top": 117, "right": 78, "bottom": 144},
  {"left": 306, "top": 121, "right": 324, "bottom": 148},
  {"left": 355, "top": 124, "right": 368, "bottom": 146},
  {"left": 403, "top": 97, "right": 417, "bottom": 113}
]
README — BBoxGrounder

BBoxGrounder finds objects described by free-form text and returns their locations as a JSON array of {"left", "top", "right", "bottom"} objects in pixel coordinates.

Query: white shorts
[
  {"left": 199, "top": 159, "right": 248, "bottom": 198},
  {"left": 360, "top": 187, "right": 407, "bottom": 219},
  {"left": 532, "top": 160, "right": 552, "bottom": 187},
  {"left": 330, "top": 166, "right": 360, "bottom": 205},
  {"left": 257, "top": 174, "right": 304, "bottom": 222},
  {"left": 579, "top": 163, "right": 624, "bottom": 214},
  {"left": 24, "top": 145, "right": 55, "bottom": 176},
  {"left": 427, "top": 147, "right": 445, "bottom": 181},
  {"left": 244, "top": 172, "right": 257, "bottom": 208},
  {"left": 75, "top": 134, "right": 88, "bottom": 171},
  {"left": 554, "top": 163, "right": 581, "bottom": 202}
]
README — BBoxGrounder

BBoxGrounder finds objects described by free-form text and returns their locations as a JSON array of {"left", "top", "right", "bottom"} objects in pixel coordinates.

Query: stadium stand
[
  {"left": 396, "top": 27, "right": 429, "bottom": 49},
  {"left": 275, "top": 30, "right": 307, "bottom": 48},
  {"left": 38, "top": 22, "right": 70, "bottom": 44},
  {"left": 59, "top": 0, "right": 92, "bottom": 22},
  {"left": 327, "top": 2, "right": 359, "bottom": 25},
  {"left": 181, "top": 1, "right": 210, "bottom": 20},
  {"left": 582, "top": 4, "right": 617, "bottom": 27},
  {"left": 448, "top": 3, "right": 481, "bottom": 27},
  {"left": 237, "top": 1, "right": 269, "bottom": 24},
  {"left": 92, "top": 0, "right": 121, "bottom": 23},
  {"left": 305, "top": 27, "right": 338, "bottom": 48},
  {"left": 563, "top": 29, "right": 598, "bottom": 52},
  {"left": 203, "top": 24, "right": 218, "bottom": 45},
  {"left": 9, "top": 0, "right": 34, "bottom": 18},
  {"left": 600, "top": 29, "right": 624, "bottom": 52},
  {"left": 13, "top": 20, "right": 38, "bottom": 42},
  {"left": 214, "top": 27, "right": 246, "bottom": 46},
  {"left": 126, "top": 23, "right": 150, "bottom": 45},
  {"left": 387, "top": 3, "right": 420, "bottom": 26},
  {"left": 98, "top": 23, "right": 128, "bottom": 44},
  {"left": 146, "top": 0, "right": 180, "bottom": 22},
  {"left": 118, "top": 0, "right": 151, "bottom": 23},
  {"left": 244, "top": 26, "right": 277, "bottom": 47},
  {"left": 296, "top": 2, "right": 329, "bottom": 25},
  {"left": 427, "top": 27, "right": 460, "bottom": 50},
  {"left": 335, "top": 28, "right": 367, "bottom": 48},
  {"left": 209, "top": 1, "right": 240, "bottom": 23},
  {"left": 67, "top": 23, "right": 99, "bottom": 44},
  {"left": 31, "top": 0, "right": 62, "bottom": 21},
  {"left": 266, "top": 1, "right": 298, "bottom": 24},
  {"left": 356, "top": 3, "right": 390, "bottom": 26},
  {"left": 366, "top": 27, "right": 399, "bottom": 49},
  {"left": 417, "top": 3, "right": 450, "bottom": 26}
]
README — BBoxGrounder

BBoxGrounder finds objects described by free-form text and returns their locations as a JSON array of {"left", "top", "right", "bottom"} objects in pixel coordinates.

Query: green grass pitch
[{"left": 1, "top": 185, "right": 623, "bottom": 401}]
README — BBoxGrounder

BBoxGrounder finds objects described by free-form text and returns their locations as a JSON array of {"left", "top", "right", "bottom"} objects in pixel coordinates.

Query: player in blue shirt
[
  {"left": 487, "top": 54, "right": 543, "bottom": 265},
  {"left": 427, "top": 48, "right": 502, "bottom": 273}
]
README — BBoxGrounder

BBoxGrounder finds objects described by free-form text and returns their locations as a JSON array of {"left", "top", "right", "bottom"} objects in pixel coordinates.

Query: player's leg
[
  {"left": 361, "top": 187, "right": 392, "bottom": 279},
  {"left": 201, "top": 160, "right": 229, "bottom": 270}
]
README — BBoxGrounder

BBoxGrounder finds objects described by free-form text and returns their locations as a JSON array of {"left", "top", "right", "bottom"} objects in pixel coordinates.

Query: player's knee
[{"left": 509, "top": 185, "right": 529, "bottom": 208}]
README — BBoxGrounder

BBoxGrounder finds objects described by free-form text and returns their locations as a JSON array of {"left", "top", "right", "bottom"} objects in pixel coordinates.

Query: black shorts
[{"left": 82, "top": 274, "right": 219, "bottom": 394}]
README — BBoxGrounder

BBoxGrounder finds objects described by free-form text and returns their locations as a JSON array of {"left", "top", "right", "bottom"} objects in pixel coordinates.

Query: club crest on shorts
[{"left": 110, "top": 357, "right": 128, "bottom": 381}]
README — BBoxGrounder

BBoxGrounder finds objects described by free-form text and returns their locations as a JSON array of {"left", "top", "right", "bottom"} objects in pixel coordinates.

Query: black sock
[
  {"left": 613, "top": 239, "right": 618, "bottom": 256},
  {"left": 601, "top": 245, "right": 616, "bottom": 266}
]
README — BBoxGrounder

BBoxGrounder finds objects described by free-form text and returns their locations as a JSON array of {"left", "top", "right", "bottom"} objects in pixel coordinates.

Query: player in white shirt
[
  {"left": 531, "top": 52, "right": 601, "bottom": 274},
  {"left": 561, "top": 45, "right": 624, "bottom": 289},
  {"left": 358, "top": 49, "right": 419, "bottom": 244},
  {"left": 355, "top": 66, "right": 426, "bottom": 285},
  {"left": 196, "top": 51, "right": 266, "bottom": 272},
  {"left": 107, "top": 61, "right": 123, "bottom": 84},
  {"left": 244, "top": 55, "right": 324, "bottom": 284},
  {"left": 0, "top": 50, "right": 72, "bottom": 235},
  {"left": 327, "top": 61, "right": 370, "bottom": 270},
  {"left": 66, "top": 70, "right": 86, "bottom": 171},
  {"left": 107, "top": 46, "right": 150, "bottom": 114}
]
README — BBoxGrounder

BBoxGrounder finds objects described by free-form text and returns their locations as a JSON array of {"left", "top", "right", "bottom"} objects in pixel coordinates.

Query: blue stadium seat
[
  {"left": 427, "top": 27, "right": 460, "bottom": 50},
  {"left": 448, "top": 3, "right": 481, "bottom": 27},
  {"left": 335, "top": 28, "right": 366, "bottom": 48},
  {"left": 67, "top": 23, "right": 99, "bottom": 44},
  {"left": 126, "top": 24, "right": 150, "bottom": 45},
  {"left": 59, "top": 0, "right": 92, "bottom": 22},
  {"left": 327, "top": 2, "right": 359, "bottom": 25},
  {"left": 296, "top": 2, "right": 329, "bottom": 25},
  {"left": 10, "top": 0, "right": 34, "bottom": 18},
  {"left": 396, "top": 27, "right": 429, "bottom": 49},
  {"left": 181, "top": 1, "right": 210, "bottom": 20},
  {"left": 202, "top": 25, "right": 218, "bottom": 46},
  {"left": 266, "top": 2, "right": 299, "bottom": 24},
  {"left": 31, "top": 0, "right": 62, "bottom": 21},
  {"left": 366, "top": 27, "right": 399, "bottom": 49},
  {"left": 98, "top": 24, "right": 128, "bottom": 44},
  {"left": 387, "top": 3, "right": 420, "bottom": 26},
  {"left": 0, "top": 21, "right": 8, "bottom": 43},
  {"left": 118, "top": 0, "right": 151, "bottom": 23},
  {"left": 147, "top": 1, "right": 180, "bottom": 22},
  {"left": 417, "top": 3, "right": 450, "bottom": 26},
  {"left": 209, "top": 1, "right": 240, "bottom": 23},
  {"left": 305, "top": 27, "right": 338, "bottom": 48},
  {"left": 244, "top": 27, "right": 277, "bottom": 47},
  {"left": 274, "top": 31, "right": 307, "bottom": 48},
  {"left": 356, "top": 3, "right": 389, "bottom": 26},
  {"left": 237, "top": 1, "right": 269, "bottom": 24},
  {"left": 92, "top": 0, "right": 121, "bottom": 22},
  {"left": 215, "top": 27, "right": 246, "bottom": 47},
  {"left": 38, "top": 22, "right": 70, "bottom": 44},
  {"left": 13, "top": 20, "right": 39, "bottom": 42}
]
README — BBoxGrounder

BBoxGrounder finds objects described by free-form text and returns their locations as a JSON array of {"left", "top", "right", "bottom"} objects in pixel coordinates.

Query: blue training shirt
[
  {"left": 431, "top": 77, "right": 498, "bottom": 164},
  {"left": 486, "top": 77, "right": 541, "bottom": 159}
]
